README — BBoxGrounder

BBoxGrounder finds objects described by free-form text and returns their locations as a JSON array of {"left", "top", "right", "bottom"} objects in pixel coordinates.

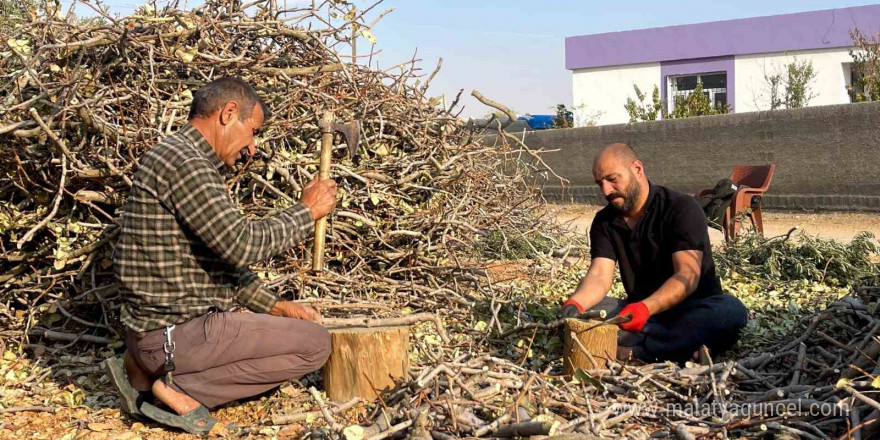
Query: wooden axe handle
[{"left": 312, "top": 112, "right": 334, "bottom": 272}]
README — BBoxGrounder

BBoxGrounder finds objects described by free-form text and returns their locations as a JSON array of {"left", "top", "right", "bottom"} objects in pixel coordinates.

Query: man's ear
[
  {"left": 632, "top": 159, "right": 645, "bottom": 176},
  {"left": 218, "top": 101, "right": 238, "bottom": 126}
]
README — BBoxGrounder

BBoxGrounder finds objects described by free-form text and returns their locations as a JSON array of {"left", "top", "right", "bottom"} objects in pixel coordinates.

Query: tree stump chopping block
[
  {"left": 322, "top": 325, "right": 410, "bottom": 402},
  {"left": 562, "top": 318, "right": 618, "bottom": 374}
]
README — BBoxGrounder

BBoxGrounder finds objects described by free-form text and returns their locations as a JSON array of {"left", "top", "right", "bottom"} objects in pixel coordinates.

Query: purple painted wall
[
  {"left": 566, "top": 4, "right": 880, "bottom": 70},
  {"left": 659, "top": 56, "right": 736, "bottom": 111}
]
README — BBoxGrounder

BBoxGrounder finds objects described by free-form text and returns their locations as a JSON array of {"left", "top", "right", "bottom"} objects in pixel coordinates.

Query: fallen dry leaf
[
  {"left": 279, "top": 385, "right": 299, "bottom": 397},
  {"left": 207, "top": 422, "right": 229, "bottom": 438},
  {"left": 278, "top": 423, "right": 305, "bottom": 439},
  {"left": 88, "top": 422, "right": 112, "bottom": 432}
]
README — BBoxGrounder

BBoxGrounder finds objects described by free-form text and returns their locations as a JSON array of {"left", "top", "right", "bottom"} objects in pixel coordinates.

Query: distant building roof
[{"left": 565, "top": 4, "right": 880, "bottom": 70}]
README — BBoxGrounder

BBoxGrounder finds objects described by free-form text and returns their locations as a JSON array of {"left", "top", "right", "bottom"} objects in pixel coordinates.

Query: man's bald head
[
  {"left": 594, "top": 143, "right": 638, "bottom": 171},
  {"left": 592, "top": 143, "right": 649, "bottom": 215}
]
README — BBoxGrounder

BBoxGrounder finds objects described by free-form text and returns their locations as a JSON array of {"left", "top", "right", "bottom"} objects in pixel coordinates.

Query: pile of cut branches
[
  {"left": 716, "top": 229, "right": 879, "bottom": 286},
  {"left": 0, "top": 0, "right": 571, "bottom": 342}
]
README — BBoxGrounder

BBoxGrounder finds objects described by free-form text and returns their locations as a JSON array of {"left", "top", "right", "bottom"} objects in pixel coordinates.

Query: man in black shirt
[{"left": 560, "top": 143, "right": 748, "bottom": 363}]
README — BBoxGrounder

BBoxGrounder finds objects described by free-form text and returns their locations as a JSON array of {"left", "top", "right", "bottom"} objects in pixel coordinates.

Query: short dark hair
[{"left": 187, "top": 77, "right": 270, "bottom": 121}]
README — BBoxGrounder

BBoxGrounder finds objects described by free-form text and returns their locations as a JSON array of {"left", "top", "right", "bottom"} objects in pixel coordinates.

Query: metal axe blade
[{"left": 331, "top": 120, "right": 361, "bottom": 159}]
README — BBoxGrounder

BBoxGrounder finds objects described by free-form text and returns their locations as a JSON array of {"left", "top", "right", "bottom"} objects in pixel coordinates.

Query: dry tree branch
[{"left": 17, "top": 156, "right": 67, "bottom": 249}]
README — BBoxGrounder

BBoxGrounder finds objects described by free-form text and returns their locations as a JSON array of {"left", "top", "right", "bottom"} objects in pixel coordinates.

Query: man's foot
[
  {"left": 140, "top": 402, "right": 218, "bottom": 435},
  {"left": 105, "top": 355, "right": 147, "bottom": 417},
  {"left": 152, "top": 379, "right": 201, "bottom": 415},
  {"left": 124, "top": 352, "right": 152, "bottom": 391},
  {"left": 145, "top": 380, "right": 216, "bottom": 434}
]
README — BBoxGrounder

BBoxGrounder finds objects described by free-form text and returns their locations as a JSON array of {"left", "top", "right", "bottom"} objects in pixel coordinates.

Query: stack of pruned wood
[{"left": 0, "top": 0, "right": 573, "bottom": 344}]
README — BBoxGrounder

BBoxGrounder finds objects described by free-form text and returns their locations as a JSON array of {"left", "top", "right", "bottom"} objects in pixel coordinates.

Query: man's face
[
  {"left": 218, "top": 102, "right": 263, "bottom": 166},
  {"left": 593, "top": 158, "right": 641, "bottom": 213}
]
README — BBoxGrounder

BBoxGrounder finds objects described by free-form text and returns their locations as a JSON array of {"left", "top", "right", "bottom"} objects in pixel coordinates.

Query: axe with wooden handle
[{"left": 313, "top": 111, "right": 361, "bottom": 272}]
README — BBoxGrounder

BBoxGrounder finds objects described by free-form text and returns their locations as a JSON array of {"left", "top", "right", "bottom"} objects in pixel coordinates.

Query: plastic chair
[{"left": 695, "top": 164, "right": 775, "bottom": 241}]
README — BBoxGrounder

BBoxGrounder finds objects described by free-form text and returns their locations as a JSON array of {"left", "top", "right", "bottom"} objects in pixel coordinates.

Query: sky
[{"left": 70, "top": 0, "right": 878, "bottom": 118}]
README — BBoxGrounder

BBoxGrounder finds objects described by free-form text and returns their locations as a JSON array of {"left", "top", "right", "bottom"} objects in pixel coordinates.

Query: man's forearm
[
  {"left": 268, "top": 301, "right": 284, "bottom": 316},
  {"left": 268, "top": 300, "right": 321, "bottom": 321},
  {"left": 236, "top": 268, "right": 280, "bottom": 314},
  {"left": 642, "top": 271, "right": 696, "bottom": 315},
  {"left": 568, "top": 274, "right": 610, "bottom": 311}
]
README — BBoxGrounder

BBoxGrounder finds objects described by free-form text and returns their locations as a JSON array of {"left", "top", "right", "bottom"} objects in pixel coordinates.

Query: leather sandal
[
  {"left": 105, "top": 355, "right": 148, "bottom": 418},
  {"left": 140, "top": 401, "right": 218, "bottom": 435}
]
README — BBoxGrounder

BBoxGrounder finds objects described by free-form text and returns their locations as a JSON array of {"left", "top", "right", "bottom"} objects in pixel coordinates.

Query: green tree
[
  {"left": 765, "top": 71, "right": 784, "bottom": 110},
  {"left": 764, "top": 58, "right": 817, "bottom": 109},
  {"left": 785, "top": 59, "right": 816, "bottom": 108},
  {"left": 624, "top": 82, "right": 728, "bottom": 123},
  {"left": 670, "top": 82, "right": 730, "bottom": 118},
  {"left": 624, "top": 84, "right": 666, "bottom": 122},
  {"left": 552, "top": 104, "right": 574, "bottom": 128},
  {"left": 849, "top": 28, "right": 880, "bottom": 102}
]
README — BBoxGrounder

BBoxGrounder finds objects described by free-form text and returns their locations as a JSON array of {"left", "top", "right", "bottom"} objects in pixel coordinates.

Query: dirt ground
[{"left": 549, "top": 204, "right": 880, "bottom": 244}]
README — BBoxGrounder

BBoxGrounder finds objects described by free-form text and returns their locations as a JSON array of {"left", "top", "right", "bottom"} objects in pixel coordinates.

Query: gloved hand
[
  {"left": 557, "top": 299, "right": 583, "bottom": 343},
  {"left": 559, "top": 299, "right": 582, "bottom": 319},
  {"left": 617, "top": 302, "right": 650, "bottom": 333}
]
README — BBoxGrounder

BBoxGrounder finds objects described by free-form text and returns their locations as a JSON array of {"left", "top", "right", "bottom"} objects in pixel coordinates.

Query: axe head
[{"left": 330, "top": 120, "right": 361, "bottom": 159}]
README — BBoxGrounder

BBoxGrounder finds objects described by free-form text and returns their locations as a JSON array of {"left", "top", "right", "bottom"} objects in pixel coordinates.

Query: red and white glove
[
  {"left": 560, "top": 299, "right": 584, "bottom": 318},
  {"left": 617, "top": 302, "right": 650, "bottom": 333}
]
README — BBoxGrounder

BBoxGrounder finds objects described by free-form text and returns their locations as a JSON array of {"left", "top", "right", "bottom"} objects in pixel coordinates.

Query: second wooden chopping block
[{"left": 562, "top": 318, "right": 618, "bottom": 373}]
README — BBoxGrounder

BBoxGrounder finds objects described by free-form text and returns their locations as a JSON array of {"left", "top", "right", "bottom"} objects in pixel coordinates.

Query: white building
[{"left": 565, "top": 5, "right": 880, "bottom": 126}]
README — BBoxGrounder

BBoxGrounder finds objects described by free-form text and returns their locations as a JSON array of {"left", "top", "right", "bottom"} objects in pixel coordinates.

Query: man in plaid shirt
[{"left": 105, "top": 78, "right": 337, "bottom": 433}]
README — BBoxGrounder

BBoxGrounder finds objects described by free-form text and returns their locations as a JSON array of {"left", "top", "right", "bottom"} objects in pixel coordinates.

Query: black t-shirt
[{"left": 589, "top": 183, "right": 723, "bottom": 302}]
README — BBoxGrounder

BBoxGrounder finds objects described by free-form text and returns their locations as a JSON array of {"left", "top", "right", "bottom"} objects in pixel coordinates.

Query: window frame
[{"left": 666, "top": 71, "right": 729, "bottom": 113}]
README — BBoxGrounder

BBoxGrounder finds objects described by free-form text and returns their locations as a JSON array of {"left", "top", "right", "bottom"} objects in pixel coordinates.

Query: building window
[
  {"left": 847, "top": 62, "right": 872, "bottom": 102},
  {"left": 667, "top": 72, "right": 728, "bottom": 113}
]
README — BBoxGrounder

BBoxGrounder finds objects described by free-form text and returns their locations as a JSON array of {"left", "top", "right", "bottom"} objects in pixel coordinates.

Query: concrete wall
[
  {"left": 495, "top": 101, "right": 880, "bottom": 211},
  {"left": 572, "top": 62, "right": 661, "bottom": 126},
  {"left": 735, "top": 47, "right": 854, "bottom": 112}
]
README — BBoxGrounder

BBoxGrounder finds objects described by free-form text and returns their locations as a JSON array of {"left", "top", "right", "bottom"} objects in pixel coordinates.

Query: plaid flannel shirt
[{"left": 115, "top": 124, "right": 314, "bottom": 332}]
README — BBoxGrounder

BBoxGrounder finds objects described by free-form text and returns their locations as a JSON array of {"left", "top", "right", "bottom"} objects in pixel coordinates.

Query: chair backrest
[{"left": 730, "top": 164, "right": 775, "bottom": 191}]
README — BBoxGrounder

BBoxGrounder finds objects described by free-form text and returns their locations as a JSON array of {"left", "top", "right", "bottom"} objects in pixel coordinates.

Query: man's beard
[{"left": 606, "top": 179, "right": 641, "bottom": 213}]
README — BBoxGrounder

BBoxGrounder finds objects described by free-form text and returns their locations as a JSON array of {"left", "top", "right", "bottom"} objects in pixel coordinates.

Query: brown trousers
[{"left": 127, "top": 312, "right": 331, "bottom": 408}]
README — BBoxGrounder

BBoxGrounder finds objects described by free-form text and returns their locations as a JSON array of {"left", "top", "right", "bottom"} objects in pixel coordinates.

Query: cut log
[
  {"left": 493, "top": 421, "right": 560, "bottom": 438},
  {"left": 842, "top": 341, "right": 880, "bottom": 379},
  {"left": 562, "top": 318, "right": 618, "bottom": 374},
  {"left": 323, "top": 325, "right": 410, "bottom": 402}
]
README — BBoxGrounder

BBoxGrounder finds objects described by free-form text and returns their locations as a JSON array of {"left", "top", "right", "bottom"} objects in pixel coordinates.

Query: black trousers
[{"left": 587, "top": 294, "right": 748, "bottom": 363}]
